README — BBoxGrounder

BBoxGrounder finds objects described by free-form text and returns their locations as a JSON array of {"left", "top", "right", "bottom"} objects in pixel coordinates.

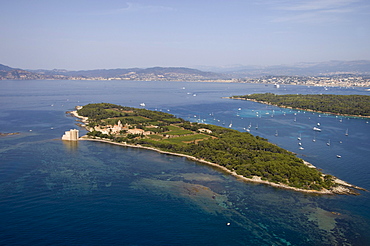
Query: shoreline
[
  {"left": 70, "top": 108, "right": 365, "bottom": 195},
  {"left": 78, "top": 136, "right": 364, "bottom": 195},
  {"left": 230, "top": 97, "right": 370, "bottom": 119}
]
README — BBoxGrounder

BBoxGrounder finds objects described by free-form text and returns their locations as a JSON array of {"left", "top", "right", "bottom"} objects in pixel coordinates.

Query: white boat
[
  {"left": 336, "top": 155, "right": 342, "bottom": 158},
  {"left": 345, "top": 128, "right": 349, "bottom": 136},
  {"left": 275, "top": 130, "right": 278, "bottom": 137},
  {"left": 140, "top": 103, "right": 145, "bottom": 107},
  {"left": 299, "top": 146, "right": 304, "bottom": 150},
  {"left": 327, "top": 140, "right": 331, "bottom": 146},
  {"left": 229, "top": 122, "right": 232, "bottom": 128},
  {"left": 297, "top": 133, "right": 301, "bottom": 141},
  {"left": 313, "top": 127, "right": 321, "bottom": 132}
]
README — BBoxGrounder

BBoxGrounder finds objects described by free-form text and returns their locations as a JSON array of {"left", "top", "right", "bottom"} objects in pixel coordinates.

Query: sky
[{"left": 1, "top": 0, "right": 370, "bottom": 70}]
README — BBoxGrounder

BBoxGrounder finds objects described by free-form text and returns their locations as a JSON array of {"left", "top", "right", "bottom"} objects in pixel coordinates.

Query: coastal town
[
  {"left": 238, "top": 75, "right": 370, "bottom": 87},
  {"left": 2, "top": 63, "right": 370, "bottom": 87}
]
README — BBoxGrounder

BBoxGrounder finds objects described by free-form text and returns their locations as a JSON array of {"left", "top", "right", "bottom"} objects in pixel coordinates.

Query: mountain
[
  {"left": 1, "top": 64, "right": 225, "bottom": 81},
  {"left": 32, "top": 66, "right": 220, "bottom": 78},
  {"left": 0, "top": 64, "right": 45, "bottom": 80},
  {"left": 1, "top": 60, "right": 370, "bottom": 80},
  {"left": 0, "top": 64, "right": 15, "bottom": 71}
]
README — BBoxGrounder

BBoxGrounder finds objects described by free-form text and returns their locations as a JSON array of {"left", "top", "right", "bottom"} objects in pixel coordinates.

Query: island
[
  {"left": 230, "top": 93, "right": 370, "bottom": 118},
  {"left": 0, "top": 132, "right": 20, "bottom": 137},
  {"left": 70, "top": 103, "right": 364, "bottom": 195}
]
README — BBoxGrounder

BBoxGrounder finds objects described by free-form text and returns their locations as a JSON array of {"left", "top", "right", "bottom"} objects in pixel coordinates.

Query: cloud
[
  {"left": 277, "top": 0, "right": 359, "bottom": 11},
  {"left": 88, "top": 2, "right": 175, "bottom": 16},
  {"left": 268, "top": 0, "right": 361, "bottom": 23},
  {"left": 111, "top": 2, "right": 175, "bottom": 14}
]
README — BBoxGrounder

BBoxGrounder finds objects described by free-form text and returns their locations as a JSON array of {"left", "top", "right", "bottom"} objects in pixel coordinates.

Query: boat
[
  {"left": 299, "top": 146, "right": 304, "bottom": 150},
  {"left": 336, "top": 155, "right": 342, "bottom": 158},
  {"left": 275, "top": 130, "right": 278, "bottom": 137},
  {"left": 297, "top": 133, "right": 301, "bottom": 141},
  {"left": 229, "top": 122, "right": 232, "bottom": 128},
  {"left": 313, "top": 127, "right": 321, "bottom": 132},
  {"left": 255, "top": 124, "right": 258, "bottom": 130},
  {"left": 327, "top": 140, "right": 331, "bottom": 146},
  {"left": 140, "top": 103, "right": 145, "bottom": 107},
  {"left": 345, "top": 128, "right": 349, "bottom": 136}
]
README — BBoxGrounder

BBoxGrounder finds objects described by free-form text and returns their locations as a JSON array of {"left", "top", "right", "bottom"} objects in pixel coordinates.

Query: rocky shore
[{"left": 78, "top": 136, "right": 365, "bottom": 195}]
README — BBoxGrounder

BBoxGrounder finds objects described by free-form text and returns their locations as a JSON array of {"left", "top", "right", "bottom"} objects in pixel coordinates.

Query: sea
[{"left": 0, "top": 80, "right": 370, "bottom": 246}]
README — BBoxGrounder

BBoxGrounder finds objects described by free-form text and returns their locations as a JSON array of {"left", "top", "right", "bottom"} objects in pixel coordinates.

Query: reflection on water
[{"left": 62, "top": 140, "right": 79, "bottom": 152}]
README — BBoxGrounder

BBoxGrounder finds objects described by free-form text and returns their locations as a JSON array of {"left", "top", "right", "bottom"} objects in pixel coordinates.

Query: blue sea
[{"left": 1, "top": 80, "right": 370, "bottom": 245}]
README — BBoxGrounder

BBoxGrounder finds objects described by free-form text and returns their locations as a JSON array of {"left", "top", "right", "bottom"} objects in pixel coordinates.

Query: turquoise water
[{"left": 0, "top": 80, "right": 370, "bottom": 245}]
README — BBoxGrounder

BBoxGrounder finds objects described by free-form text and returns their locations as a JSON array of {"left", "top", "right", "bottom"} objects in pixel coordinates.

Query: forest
[
  {"left": 232, "top": 93, "right": 370, "bottom": 117},
  {"left": 77, "top": 103, "right": 336, "bottom": 191}
]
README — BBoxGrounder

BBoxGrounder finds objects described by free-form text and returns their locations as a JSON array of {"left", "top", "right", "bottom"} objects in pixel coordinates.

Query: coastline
[
  {"left": 70, "top": 108, "right": 365, "bottom": 195},
  {"left": 230, "top": 97, "right": 370, "bottom": 119},
  {"left": 78, "top": 136, "right": 364, "bottom": 195}
]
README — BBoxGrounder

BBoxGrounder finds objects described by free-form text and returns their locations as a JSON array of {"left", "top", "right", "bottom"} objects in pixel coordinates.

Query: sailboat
[
  {"left": 275, "top": 130, "right": 278, "bottom": 137},
  {"left": 297, "top": 133, "right": 301, "bottom": 141},
  {"left": 229, "top": 121, "right": 232, "bottom": 128},
  {"left": 313, "top": 127, "right": 321, "bottom": 132},
  {"left": 345, "top": 128, "right": 349, "bottom": 136},
  {"left": 255, "top": 124, "right": 258, "bottom": 130},
  {"left": 327, "top": 139, "right": 331, "bottom": 146}
]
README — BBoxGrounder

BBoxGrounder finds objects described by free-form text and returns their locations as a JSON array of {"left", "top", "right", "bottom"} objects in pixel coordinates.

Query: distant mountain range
[
  {"left": 194, "top": 60, "right": 370, "bottom": 77},
  {"left": 1, "top": 60, "right": 370, "bottom": 81}
]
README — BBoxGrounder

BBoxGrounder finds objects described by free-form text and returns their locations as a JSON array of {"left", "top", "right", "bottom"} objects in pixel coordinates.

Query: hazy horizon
[{"left": 1, "top": 1, "right": 370, "bottom": 70}]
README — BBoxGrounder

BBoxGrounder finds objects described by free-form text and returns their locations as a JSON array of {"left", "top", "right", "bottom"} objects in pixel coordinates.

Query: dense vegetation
[
  {"left": 77, "top": 103, "right": 336, "bottom": 191},
  {"left": 233, "top": 93, "right": 370, "bottom": 116}
]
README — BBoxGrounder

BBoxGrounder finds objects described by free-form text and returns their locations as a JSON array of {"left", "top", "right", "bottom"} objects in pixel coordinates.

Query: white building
[{"left": 62, "top": 129, "right": 79, "bottom": 141}]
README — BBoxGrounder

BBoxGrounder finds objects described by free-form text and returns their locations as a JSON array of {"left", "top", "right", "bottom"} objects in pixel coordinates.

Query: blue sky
[{"left": 1, "top": 0, "right": 369, "bottom": 70}]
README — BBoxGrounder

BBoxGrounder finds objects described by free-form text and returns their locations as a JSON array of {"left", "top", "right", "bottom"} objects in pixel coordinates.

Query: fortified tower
[{"left": 62, "top": 129, "right": 79, "bottom": 141}]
